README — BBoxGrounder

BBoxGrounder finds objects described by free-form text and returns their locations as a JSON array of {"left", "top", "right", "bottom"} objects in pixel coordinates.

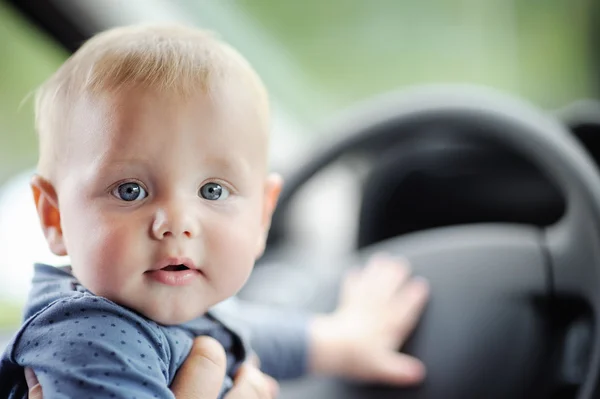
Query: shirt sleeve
[
  {"left": 214, "top": 298, "right": 310, "bottom": 380},
  {"left": 9, "top": 295, "right": 175, "bottom": 399}
]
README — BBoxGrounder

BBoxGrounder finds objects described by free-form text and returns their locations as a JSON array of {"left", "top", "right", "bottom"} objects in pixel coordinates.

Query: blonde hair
[{"left": 35, "top": 24, "right": 269, "bottom": 180}]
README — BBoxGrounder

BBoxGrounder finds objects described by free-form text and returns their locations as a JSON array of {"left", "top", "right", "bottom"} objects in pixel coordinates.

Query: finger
[
  {"left": 227, "top": 364, "right": 274, "bottom": 399},
  {"left": 339, "top": 267, "right": 362, "bottom": 303},
  {"left": 390, "top": 277, "right": 430, "bottom": 342},
  {"left": 363, "top": 255, "right": 411, "bottom": 301},
  {"left": 25, "top": 368, "right": 43, "bottom": 399},
  {"left": 246, "top": 353, "right": 261, "bottom": 368},
  {"left": 365, "top": 254, "right": 410, "bottom": 284},
  {"left": 263, "top": 374, "right": 280, "bottom": 398},
  {"left": 171, "top": 336, "right": 227, "bottom": 399},
  {"left": 367, "top": 352, "right": 426, "bottom": 386}
]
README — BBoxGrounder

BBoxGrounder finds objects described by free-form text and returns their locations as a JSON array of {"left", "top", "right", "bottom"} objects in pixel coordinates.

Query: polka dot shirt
[{"left": 0, "top": 265, "right": 247, "bottom": 398}]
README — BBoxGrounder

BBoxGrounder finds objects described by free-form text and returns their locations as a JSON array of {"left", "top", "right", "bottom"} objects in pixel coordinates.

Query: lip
[
  {"left": 146, "top": 269, "right": 201, "bottom": 286},
  {"left": 151, "top": 257, "right": 198, "bottom": 271},
  {"left": 145, "top": 257, "right": 204, "bottom": 286}
]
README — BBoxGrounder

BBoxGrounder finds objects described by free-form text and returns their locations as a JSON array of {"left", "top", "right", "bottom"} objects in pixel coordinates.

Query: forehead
[{"left": 64, "top": 87, "right": 269, "bottom": 174}]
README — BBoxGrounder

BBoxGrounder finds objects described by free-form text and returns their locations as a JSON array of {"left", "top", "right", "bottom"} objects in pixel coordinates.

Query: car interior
[
  {"left": 257, "top": 86, "right": 600, "bottom": 399},
  {"left": 4, "top": 1, "right": 600, "bottom": 398}
]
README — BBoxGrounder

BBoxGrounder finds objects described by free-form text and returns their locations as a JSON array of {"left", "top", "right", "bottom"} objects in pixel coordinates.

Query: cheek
[
  {"left": 61, "top": 205, "right": 141, "bottom": 291},
  {"left": 206, "top": 205, "right": 262, "bottom": 295}
]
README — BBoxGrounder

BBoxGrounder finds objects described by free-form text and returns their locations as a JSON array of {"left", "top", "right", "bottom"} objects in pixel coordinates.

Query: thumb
[
  {"left": 368, "top": 352, "right": 426, "bottom": 386},
  {"left": 226, "top": 364, "right": 278, "bottom": 399},
  {"left": 25, "top": 368, "right": 43, "bottom": 399},
  {"left": 171, "top": 336, "right": 227, "bottom": 399}
]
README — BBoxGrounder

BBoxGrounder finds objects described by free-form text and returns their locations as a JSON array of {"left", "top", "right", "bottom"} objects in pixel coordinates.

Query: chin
[{"left": 149, "top": 306, "right": 208, "bottom": 326}]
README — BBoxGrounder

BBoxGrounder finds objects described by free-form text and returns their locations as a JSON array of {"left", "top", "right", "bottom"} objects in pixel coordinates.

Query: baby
[{"left": 0, "top": 24, "right": 429, "bottom": 398}]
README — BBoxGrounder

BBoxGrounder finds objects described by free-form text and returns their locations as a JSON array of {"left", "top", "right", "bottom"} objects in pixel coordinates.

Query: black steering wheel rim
[{"left": 270, "top": 84, "right": 600, "bottom": 398}]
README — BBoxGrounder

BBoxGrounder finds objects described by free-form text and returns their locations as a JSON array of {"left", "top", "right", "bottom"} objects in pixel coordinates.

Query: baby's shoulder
[
  {"left": 2, "top": 295, "right": 184, "bottom": 392},
  {"left": 11, "top": 294, "right": 170, "bottom": 360},
  {"left": 29, "top": 294, "right": 163, "bottom": 335}
]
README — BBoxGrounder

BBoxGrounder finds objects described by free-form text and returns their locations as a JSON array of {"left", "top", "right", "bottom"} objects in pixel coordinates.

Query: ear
[
  {"left": 255, "top": 173, "right": 283, "bottom": 259},
  {"left": 31, "top": 174, "right": 67, "bottom": 256}
]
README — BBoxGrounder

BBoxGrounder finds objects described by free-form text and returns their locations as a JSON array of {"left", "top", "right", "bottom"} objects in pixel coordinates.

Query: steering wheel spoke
[{"left": 547, "top": 204, "right": 600, "bottom": 303}]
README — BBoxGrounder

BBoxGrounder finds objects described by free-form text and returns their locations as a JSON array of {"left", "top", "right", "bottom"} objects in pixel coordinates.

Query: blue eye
[
  {"left": 113, "top": 182, "right": 147, "bottom": 202},
  {"left": 199, "top": 182, "right": 230, "bottom": 201}
]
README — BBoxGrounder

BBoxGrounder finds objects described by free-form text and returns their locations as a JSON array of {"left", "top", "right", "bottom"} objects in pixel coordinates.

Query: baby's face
[{"left": 52, "top": 88, "right": 275, "bottom": 324}]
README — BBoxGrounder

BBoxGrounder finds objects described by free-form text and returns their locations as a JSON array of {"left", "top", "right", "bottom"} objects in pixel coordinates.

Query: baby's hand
[{"left": 308, "top": 255, "right": 429, "bottom": 385}]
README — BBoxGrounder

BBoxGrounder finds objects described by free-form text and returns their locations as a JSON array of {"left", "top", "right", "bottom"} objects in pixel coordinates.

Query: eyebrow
[
  {"left": 95, "top": 158, "right": 152, "bottom": 174},
  {"left": 204, "top": 156, "right": 252, "bottom": 178},
  {"left": 97, "top": 156, "right": 252, "bottom": 179}
]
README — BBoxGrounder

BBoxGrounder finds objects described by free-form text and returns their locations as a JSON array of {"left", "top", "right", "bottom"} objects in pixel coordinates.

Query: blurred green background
[
  {"left": 0, "top": 0, "right": 595, "bottom": 327},
  {"left": 0, "top": 2, "right": 65, "bottom": 184},
  {"left": 234, "top": 0, "right": 592, "bottom": 121}
]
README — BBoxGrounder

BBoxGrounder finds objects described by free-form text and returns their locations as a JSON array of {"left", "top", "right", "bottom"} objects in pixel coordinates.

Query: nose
[{"left": 151, "top": 206, "right": 199, "bottom": 240}]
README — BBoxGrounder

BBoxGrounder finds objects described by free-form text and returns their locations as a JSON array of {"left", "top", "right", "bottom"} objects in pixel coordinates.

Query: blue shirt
[{"left": 0, "top": 264, "right": 309, "bottom": 398}]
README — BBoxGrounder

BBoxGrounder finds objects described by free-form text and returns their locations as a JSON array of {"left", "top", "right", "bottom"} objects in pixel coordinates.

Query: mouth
[
  {"left": 161, "top": 264, "right": 190, "bottom": 272},
  {"left": 146, "top": 258, "right": 203, "bottom": 286},
  {"left": 151, "top": 257, "right": 198, "bottom": 272}
]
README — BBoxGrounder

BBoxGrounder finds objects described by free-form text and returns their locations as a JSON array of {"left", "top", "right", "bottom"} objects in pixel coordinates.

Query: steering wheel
[{"left": 266, "top": 85, "right": 600, "bottom": 398}]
